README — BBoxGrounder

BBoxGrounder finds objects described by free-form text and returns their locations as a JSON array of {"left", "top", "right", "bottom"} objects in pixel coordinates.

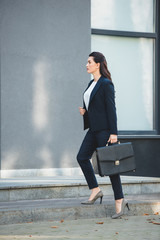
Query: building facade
[{"left": 0, "top": 0, "right": 160, "bottom": 178}]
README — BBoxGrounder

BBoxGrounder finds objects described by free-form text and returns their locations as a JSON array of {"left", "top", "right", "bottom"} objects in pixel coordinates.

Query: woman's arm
[{"left": 104, "top": 81, "right": 118, "bottom": 141}]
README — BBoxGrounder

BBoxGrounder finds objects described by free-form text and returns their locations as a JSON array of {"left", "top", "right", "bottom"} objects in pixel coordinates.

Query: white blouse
[{"left": 84, "top": 81, "right": 97, "bottom": 110}]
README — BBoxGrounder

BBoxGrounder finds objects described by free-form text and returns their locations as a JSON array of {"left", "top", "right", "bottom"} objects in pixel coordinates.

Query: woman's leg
[
  {"left": 77, "top": 130, "right": 98, "bottom": 189},
  {"left": 109, "top": 175, "right": 124, "bottom": 200},
  {"left": 77, "top": 130, "right": 102, "bottom": 200},
  {"left": 110, "top": 175, "right": 124, "bottom": 213}
]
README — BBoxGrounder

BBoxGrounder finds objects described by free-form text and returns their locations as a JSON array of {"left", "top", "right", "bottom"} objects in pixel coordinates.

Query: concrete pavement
[
  {"left": 0, "top": 215, "right": 160, "bottom": 240},
  {"left": 0, "top": 176, "right": 159, "bottom": 239}
]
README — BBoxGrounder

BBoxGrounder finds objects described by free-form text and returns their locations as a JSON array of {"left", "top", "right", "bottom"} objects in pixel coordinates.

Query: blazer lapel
[
  {"left": 83, "top": 80, "right": 93, "bottom": 109},
  {"left": 83, "top": 80, "right": 94, "bottom": 94},
  {"left": 88, "top": 76, "right": 104, "bottom": 109}
]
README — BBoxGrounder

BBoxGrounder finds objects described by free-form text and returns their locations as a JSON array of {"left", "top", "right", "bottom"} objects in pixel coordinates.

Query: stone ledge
[{"left": 0, "top": 176, "right": 160, "bottom": 190}]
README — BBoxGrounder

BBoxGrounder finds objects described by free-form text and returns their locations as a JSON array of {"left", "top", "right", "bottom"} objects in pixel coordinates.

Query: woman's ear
[{"left": 96, "top": 63, "right": 100, "bottom": 69}]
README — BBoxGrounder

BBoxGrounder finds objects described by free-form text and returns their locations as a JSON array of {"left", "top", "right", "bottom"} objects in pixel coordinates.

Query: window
[
  {"left": 91, "top": 0, "right": 155, "bottom": 32},
  {"left": 91, "top": 0, "right": 157, "bottom": 133}
]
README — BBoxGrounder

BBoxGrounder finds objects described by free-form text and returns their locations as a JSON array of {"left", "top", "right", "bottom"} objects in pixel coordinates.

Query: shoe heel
[
  {"left": 126, "top": 202, "right": 130, "bottom": 211},
  {"left": 100, "top": 196, "right": 103, "bottom": 204}
]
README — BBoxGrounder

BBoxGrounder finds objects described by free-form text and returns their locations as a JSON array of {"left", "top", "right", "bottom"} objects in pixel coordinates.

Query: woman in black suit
[{"left": 77, "top": 52, "right": 129, "bottom": 219}]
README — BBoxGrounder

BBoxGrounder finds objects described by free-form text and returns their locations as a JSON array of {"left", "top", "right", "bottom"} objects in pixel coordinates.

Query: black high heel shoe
[
  {"left": 81, "top": 191, "right": 103, "bottom": 205},
  {"left": 112, "top": 199, "right": 130, "bottom": 219}
]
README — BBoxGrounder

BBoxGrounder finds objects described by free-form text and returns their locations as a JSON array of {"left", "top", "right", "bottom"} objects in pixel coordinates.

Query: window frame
[{"left": 91, "top": 0, "right": 159, "bottom": 135}]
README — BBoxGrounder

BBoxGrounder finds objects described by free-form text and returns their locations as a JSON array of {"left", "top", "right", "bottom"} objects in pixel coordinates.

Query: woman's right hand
[{"left": 79, "top": 107, "right": 86, "bottom": 116}]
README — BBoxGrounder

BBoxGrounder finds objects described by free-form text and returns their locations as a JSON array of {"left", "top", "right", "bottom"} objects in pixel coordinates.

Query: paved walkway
[{"left": 0, "top": 215, "right": 160, "bottom": 240}]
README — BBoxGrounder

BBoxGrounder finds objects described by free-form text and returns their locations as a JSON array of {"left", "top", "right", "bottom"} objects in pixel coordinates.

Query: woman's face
[{"left": 86, "top": 57, "right": 99, "bottom": 74}]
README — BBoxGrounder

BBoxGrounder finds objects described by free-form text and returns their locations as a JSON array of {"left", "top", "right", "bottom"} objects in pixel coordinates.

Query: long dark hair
[{"left": 89, "top": 52, "right": 112, "bottom": 81}]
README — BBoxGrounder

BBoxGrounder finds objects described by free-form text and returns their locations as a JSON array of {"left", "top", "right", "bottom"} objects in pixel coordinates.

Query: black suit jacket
[{"left": 83, "top": 76, "right": 118, "bottom": 134}]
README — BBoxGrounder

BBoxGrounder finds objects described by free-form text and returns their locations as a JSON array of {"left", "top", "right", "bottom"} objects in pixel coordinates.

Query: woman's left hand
[{"left": 108, "top": 134, "right": 118, "bottom": 144}]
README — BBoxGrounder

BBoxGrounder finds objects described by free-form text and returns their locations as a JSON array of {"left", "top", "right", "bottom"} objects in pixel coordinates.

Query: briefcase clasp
[{"left": 115, "top": 160, "right": 120, "bottom": 165}]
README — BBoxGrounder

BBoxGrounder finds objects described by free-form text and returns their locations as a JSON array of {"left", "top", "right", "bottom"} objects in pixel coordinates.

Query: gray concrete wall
[{"left": 0, "top": 0, "right": 91, "bottom": 176}]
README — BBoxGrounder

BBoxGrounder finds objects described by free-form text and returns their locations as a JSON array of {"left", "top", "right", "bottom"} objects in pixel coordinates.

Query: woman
[{"left": 77, "top": 52, "right": 129, "bottom": 219}]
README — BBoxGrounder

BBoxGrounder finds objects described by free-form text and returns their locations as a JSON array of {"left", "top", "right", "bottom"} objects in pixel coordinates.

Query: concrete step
[
  {"left": 0, "top": 176, "right": 160, "bottom": 202},
  {"left": 0, "top": 194, "right": 159, "bottom": 225}
]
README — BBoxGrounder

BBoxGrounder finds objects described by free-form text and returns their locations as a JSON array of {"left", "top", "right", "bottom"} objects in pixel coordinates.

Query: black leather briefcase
[{"left": 92, "top": 142, "right": 136, "bottom": 177}]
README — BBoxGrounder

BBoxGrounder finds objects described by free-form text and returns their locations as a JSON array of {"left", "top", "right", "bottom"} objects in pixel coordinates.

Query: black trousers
[{"left": 77, "top": 129, "right": 124, "bottom": 200}]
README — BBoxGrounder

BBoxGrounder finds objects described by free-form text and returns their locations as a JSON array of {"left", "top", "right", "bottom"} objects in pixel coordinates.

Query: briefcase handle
[{"left": 106, "top": 141, "right": 120, "bottom": 146}]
